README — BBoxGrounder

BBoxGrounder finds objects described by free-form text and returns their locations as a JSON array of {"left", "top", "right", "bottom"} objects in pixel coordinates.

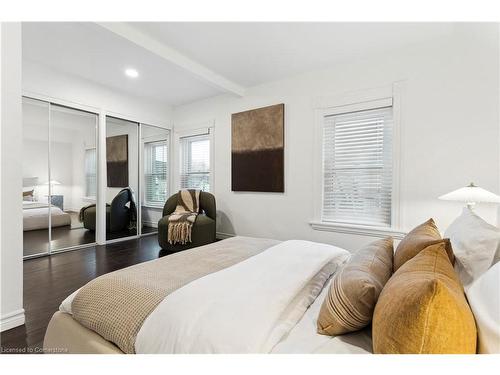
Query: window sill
[
  {"left": 309, "top": 220, "right": 406, "bottom": 240},
  {"left": 142, "top": 204, "right": 164, "bottom": 210}
]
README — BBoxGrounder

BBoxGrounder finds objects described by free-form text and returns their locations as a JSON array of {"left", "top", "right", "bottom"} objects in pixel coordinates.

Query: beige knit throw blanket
[{"left": 167, "top": 189, "right": 200, "bottom": 245}]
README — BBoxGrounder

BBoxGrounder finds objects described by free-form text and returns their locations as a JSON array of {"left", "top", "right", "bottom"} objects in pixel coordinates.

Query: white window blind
[
  {"left": 322, "top": 106, "right": 393, "bottom": 227},
  {"left": 84, "top": 148, "right": 96, "bottom": 198},
  {"left": 144, "top": 140, "right": 168, "bottom": 205},
  {"left": 180, "top": 133, "right": 210, "bottom": 191}
]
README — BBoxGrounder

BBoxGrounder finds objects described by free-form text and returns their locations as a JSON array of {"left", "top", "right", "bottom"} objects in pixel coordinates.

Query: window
[
  {"left": 144, "top": 140, "right": 168, "bottom": 205},
  {"left": 180, "top": 133, "right": 211, "bottom": 191},
  {"left": 84, "top": 148, "right": 97, "bottom": 198},
  {"left": 322, "top": 106, "right": 393, "bottom": 227}
]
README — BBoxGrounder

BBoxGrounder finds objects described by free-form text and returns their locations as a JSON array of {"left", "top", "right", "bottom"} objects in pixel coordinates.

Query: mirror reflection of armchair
[{"left": 81, "top": 189, "right": 134, "bottom": 232}]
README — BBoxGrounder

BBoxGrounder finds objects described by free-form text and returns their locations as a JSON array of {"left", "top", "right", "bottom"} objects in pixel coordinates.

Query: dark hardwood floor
[
  {"left": 24, "top": 225, "right": 158, "bottom": 257},
  {"left": 24, "top": 226, "right": 96, "bottom": 257},
  {"left": 1, "top": 234, "right": 168, "bottom": 354}
]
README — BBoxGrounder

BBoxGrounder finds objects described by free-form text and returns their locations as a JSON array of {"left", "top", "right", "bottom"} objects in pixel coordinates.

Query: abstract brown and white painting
[
  {"left": 231, "top": 103, "right": 284, "bottom": 192},
  {"left": 106, "top": 134, "right": 129, "bottom": 187}
]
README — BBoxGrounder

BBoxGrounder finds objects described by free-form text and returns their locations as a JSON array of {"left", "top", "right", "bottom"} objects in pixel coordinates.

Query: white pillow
[
  {"left": 466, "top": 262, "right": 500, "bottom": 353},
  {"left": 444, "top": 207, "right": 500, "bottom": 287}
]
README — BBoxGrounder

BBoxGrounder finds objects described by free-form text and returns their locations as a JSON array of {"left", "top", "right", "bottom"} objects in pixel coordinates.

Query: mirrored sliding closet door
[
  {"left": 22, "top": 98, "right": 98, "bottom": 258},
  {"left": 49, "top": 105, "right": 98, "bottom": 252},
  {"left": 105, "top": 116, "right": 139, "bottom": 240}
]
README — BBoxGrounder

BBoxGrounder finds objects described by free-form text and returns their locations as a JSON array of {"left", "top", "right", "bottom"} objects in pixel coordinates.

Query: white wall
[
  {"left": 173, "top": 24, "right": 500, "bottom": 251},
  {"left": 23, "top": 60, "right": 173, "bottom": 128},
  {"left": 1, "top": 23, "right": 24, "bottom": 331}
]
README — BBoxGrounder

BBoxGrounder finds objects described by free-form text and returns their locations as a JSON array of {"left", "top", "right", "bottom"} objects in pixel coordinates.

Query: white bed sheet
[
  {"left": 135, "top": 240, "right": 349, "bottom": 354},
  {"left": 271, "top": 277, "right": 373, "bottom": 354},
  {"left": 22, "top": 200, "right": 49, "bottom": 209},
  {"left": 23, "top": 203, "right": 71, "bottom": 231}
]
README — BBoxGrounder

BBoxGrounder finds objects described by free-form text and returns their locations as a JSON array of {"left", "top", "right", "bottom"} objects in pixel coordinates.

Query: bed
[
  {"left": 43, "top": 236, "right": 373, "bottom": 354},
  {"left": 43, "top": 210, "right": 500, "bottom": 355},
  {"left": 23, "top": 201, "right": 71, "bottom": 231}
]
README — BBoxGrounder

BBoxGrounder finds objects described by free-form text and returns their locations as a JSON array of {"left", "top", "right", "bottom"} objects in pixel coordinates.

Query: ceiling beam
[{"left": 97, "top": 22, "right": 245, "bottom": 97}]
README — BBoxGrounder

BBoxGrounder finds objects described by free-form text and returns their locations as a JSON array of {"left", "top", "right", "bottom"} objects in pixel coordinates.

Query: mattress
[{"left": 23, "top": 203, "right": 71, "bottom": 231}]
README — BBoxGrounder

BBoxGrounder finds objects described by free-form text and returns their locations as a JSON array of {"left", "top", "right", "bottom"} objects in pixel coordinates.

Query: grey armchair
[{"left": 158, "top": 191, "right": 216, "bottom": 251}]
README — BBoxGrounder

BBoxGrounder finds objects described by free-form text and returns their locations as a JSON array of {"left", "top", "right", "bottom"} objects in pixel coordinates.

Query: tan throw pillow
[
  {"left": 317, "top": 237, "right": 393, "bottom": 336},
  {"left": 394, "top": 218, "right": 454, "bottom": 271},
  {"left": 23, "top": 189, "right": 34, "bottom": 201},
  {"left": 372, "top": 242, "right": 477, "bottom": 354}
]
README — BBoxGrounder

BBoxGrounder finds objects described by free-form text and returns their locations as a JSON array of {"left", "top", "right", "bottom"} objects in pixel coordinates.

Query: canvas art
[
  {"left": 106, "top": 134, "right": 129, "bottom": 187},
  {"left": 231, "top": 103, "right": 284, "bottom": 192}
]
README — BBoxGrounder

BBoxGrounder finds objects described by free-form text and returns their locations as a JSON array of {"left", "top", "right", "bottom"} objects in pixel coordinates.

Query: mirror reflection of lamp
[{"left": 43, "top": 180, "right": 62, "bottom": 195}]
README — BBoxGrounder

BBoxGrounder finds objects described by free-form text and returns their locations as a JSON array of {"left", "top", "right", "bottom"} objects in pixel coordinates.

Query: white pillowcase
[
  {"left": 466, "top": 262, "right": 500, "bottom": 353},
  {"left": 444, "top": 207, "right": 500, "bottom": 287}
]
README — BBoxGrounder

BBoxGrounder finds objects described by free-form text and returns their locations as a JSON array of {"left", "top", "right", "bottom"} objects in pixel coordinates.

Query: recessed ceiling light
[{"left": 125, "top": 68, "right": 139, "bottom": 78}]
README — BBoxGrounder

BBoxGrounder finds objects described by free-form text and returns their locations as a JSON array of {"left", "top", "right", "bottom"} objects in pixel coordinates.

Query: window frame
[
  {"left": 173, "top": 123, "right": 215, "bottom": 193},
  {"left": 310, "top": 84, "right": 404, "bottom": 239}
]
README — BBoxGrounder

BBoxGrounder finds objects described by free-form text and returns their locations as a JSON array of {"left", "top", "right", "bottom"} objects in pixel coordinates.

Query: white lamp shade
[
  {"left": 439, "top": 183, "right": 500, "bottom": 204},
  {"left": 44, "top": 180, "right": 62, "bottom": 186}
]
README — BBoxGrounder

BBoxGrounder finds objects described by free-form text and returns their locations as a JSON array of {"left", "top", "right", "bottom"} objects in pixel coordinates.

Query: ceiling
[
  {"left": 132, "top": 22, "right": 454, "bottom": 87},
  {"left": 22, "top": 22, "right": 454, "bottom": 106},
  {"left": 22, "top": 22, "right": 223, "bottom": 106}
]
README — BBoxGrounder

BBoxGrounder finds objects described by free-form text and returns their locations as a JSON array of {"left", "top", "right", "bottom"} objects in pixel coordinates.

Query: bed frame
[{"left": 43, "top": 312, "right": 123, "bottom": 354}]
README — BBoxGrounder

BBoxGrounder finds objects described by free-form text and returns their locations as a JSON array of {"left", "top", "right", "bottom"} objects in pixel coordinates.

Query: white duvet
[
  {"left": 60, "top": 239, "right": 352, "bottom": 354},
  {"left": 135, "top": 240, "right": 349, "bottom": 353},
  {"left": 23, "top": 201, "right": 71, "bottom": 231}
]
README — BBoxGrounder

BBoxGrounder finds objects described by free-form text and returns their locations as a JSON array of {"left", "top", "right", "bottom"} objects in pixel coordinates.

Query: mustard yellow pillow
[
  {"left": 317, "top": 237, "right": 393, "bottom": 336},
  {"left": 394, "top": 218, "right": 454, "bottom": 271},
  {"left": 372, "top": 242, "right": 476, "bottom": 354}
]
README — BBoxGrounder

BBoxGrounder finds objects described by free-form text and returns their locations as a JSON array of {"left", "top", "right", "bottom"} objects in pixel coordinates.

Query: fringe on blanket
[{"left": 167, "top": 221, "right": 193, "bottom": 245}]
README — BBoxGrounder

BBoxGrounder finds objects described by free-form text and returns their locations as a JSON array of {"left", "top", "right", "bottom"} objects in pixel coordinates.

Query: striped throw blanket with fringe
[{"left": 168, "top": 189, "right": 200, "bottom": 244}]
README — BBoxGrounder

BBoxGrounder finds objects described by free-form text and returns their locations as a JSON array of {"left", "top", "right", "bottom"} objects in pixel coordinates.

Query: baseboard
[
  {"left": 216, "top": 232, "right": 236, "bottom": 240},
  {"left": 142, "top": 220, "right": 158, "bottom": 229},
  {"left": 0, "top": 308, "right": 25, "bottom": 332}
]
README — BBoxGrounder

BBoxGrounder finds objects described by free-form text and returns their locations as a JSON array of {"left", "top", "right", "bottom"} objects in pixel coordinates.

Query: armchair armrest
[{"left": 162, "top": 194, "right": 178, "bottom": 217}]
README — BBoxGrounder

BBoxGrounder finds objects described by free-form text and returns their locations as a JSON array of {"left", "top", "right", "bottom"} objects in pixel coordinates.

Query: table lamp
[
  {"left": 438, "top": 182, "right": 500, "bottom": 209},
  {"left": 44, "top": 180, "right": 62, "bottom": 194}
]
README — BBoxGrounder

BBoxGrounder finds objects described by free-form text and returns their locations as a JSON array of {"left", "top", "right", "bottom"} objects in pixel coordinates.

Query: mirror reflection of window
[
  {"left": 84, "top": 148, "right": 97, "bottom": 199},
  {"left": 145, "top": 141, "right": 168, "bottom": 204},
  {"left": 141, "top": 124, "right": 170, "bottom": 235}
]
